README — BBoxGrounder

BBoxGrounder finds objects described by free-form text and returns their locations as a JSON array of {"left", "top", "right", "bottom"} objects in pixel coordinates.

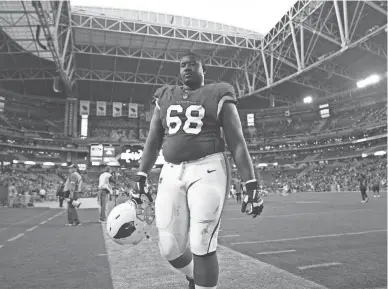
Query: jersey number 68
[{"left": 166, "top": 104, "right": 205, "bottom": 135}]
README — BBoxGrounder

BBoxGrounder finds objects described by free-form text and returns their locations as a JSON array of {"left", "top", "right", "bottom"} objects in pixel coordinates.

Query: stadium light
[
  {"left": 361, "top": 153, "right": 368, "bottom": 158},
  {"left": 13, "top": 160, "right": 18, "bottom": 164},
  {"left": 24, "top": 161, "right": 36, "bottom": 165},
  {"left": 303, "top": 96, "right": 312, "bottom": 104},
  {"left": 357, "top": 74, "right": 381, "bottom": 88},
  {"left": 374, "top": 150, "right": 386, "bottom": 156},
  {"left": 61, "top": 163, "right": 68, "bottom": 167},
  {"left": 43, "top": 162, "right": 55, "bottom": 166},
  {"left": 257, "top": 163, "right": 268, "bottom": 167}
]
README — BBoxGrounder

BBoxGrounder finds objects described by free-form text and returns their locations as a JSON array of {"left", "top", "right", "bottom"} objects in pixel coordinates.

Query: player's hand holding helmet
[
  {"left": 241, "top": 179, "right": 264, "bottom": 218},
  {"left": 60, "top": 181, "right": 81, "bottom": 208},
  {"left": 132, "top": 172, "right": 153, "bottom": 205}
]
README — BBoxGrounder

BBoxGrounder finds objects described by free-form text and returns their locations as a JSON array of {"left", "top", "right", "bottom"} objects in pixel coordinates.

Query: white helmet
[{"left": 106, "top": 200, "right": 154, "bottom": 246}]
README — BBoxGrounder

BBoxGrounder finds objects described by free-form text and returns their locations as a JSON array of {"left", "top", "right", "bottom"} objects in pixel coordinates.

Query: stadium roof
[{"left": 0, "top": 0, "right": 386, "bottom": 109}]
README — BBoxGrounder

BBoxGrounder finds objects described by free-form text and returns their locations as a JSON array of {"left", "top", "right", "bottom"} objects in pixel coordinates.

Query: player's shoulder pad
[
  {"left": 153, "top": 85, "right": 169, "bottom": 100},
  {"left": 152, "top": 85, "right": 176, "bottom": 106},
  {"left": 213, "top": 82, "right": 237, "bottom": 104}
]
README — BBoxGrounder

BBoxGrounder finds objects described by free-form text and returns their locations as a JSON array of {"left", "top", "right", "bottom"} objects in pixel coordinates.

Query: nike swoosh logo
[
  {"left": 207, "top": 169, "right": 216, "bottom": 173},
  {"left": 188, "top": 178, "right": 202, "bottom": 191}
]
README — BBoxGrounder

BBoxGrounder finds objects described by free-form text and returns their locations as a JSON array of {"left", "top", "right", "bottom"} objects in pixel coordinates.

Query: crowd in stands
[
  {"left": 89, "top": 127, "right": 148, "bottom": 142},
  {"left": 231, "top": 155, "right": 387, "bottom": 194},
  {"left": 1, "top": 150, "right": 385, "bottom": 208},
  {"left": 243, "top": 103, "right": 387, "bottom": 144},
  {"left": 0, "top": 122, "right": 385, "bottom": 161},
  {"left": 246, "top": 125, "right": 386, "bottom": 152},
  {"left": 0, "top": 167, "right": 62, "bottom": 206},
  {"left": 0, "top": 96, "right": 385, "bottom": 147},
  {"left": 0, "top": 91, "right": 386, "bottom": 207},
  {"left": 298, "top": 157, "right": 385, "bottom": 192}
]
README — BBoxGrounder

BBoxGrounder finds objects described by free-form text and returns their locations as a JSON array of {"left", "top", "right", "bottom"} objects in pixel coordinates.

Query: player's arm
[
  {"left": 138, "top": 107, "right": 165, "bottom": 175},
  {"left": 76, "top": 175, "right": 83, "bottom": 193},
  {"left": 221, "top": 102, "right": 264, "bottom": 217},
  {"left": 132, "top": 107, "right": 164, "bottom": 203},
  {"left": 109, "top": 174, "right": 115, "bottom": 184},
  {"left": 220, "top": 102, "right": 255, "bottom": 181}
]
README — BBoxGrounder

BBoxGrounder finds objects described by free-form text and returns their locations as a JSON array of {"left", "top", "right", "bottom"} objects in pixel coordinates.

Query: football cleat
[
  {"left": 106, "top": 200, "right": 155, "bottom": 246},
  {"left": 186, "top": 276, "right": 195, "bottom": 289}
]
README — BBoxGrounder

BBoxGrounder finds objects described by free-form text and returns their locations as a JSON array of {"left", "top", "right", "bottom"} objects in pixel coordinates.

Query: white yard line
[
  {"left": 26, "top": 225, "right": 39, "bottom": 232},
  {"left": 257, "top": 249, "right": 296, "bottom": 255},
  {"left": 297, "top": 262, "right": 342, "bottom": 270},
  {"left": 224, "top": 208, "right": 374, "bottom": 220},
  {"left": 231, "top": 229, "right": 387, "bottom": 245},
  {"left": 7, "top": 233, "right": 25, "bottom": 242},
  {"left": 2, "top": 211, "right": 65, "bottom": 248},
  {"left": 0, "top": 210, "right": 52, "bottom": 233}
]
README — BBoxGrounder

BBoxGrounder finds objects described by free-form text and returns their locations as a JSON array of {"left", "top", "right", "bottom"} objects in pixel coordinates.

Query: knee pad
[
  {"left": 155, "top": 180, "right": 188, "bottom": 261},
  {"left": 158, "top": 231, "right": 186, "bottom": 261},
  {"left": 190, "top": 228, "right": 219, "bottom": 256},
  {"left": 155, "top": 180, "right": 186, "bottom": 229}
]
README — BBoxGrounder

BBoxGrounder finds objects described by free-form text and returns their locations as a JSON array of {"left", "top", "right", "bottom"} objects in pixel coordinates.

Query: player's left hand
[
  {"left": 132, "top": 173, "right": 153, "bottom": 205},
  {"left": 241, "top": 180, "right": 264, "bottom": 218}
]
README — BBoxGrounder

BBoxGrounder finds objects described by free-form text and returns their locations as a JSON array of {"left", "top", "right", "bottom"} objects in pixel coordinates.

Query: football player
[
  {"left": 132, "top": 52, "right": 263, "bottom": 289},
  {"left": 63, "top": 164, "right": 82, "bottom": 226},
  {"left": 359, "top": 174, "right": 369, "bottom": 203},
  {"left": 372, "top": 175, "right": 380, "bottom": 198}
]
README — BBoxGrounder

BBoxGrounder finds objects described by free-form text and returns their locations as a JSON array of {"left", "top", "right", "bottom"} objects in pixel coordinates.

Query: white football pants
[{"left": 155, "top": 152, "right": 230, "bottom": 260}]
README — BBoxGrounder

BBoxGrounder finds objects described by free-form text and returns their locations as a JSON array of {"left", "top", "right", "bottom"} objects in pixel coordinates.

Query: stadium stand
[
  {"left": 0, "top": 1, "right": 386, "bottom": 288},
  {"left": 0, "top": 81, "right": 386, "bottom": 200}
]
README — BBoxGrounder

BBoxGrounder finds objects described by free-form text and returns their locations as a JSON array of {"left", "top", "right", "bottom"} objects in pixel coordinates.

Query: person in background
[
  {"left": 0, "top": 181, "right": 7, "bottom": 207},
  {"left": 63, "top": 164, "right": 82, "bottom": 226},
  {"left": 39, "top": 187, "right": 46, "bottom": 202},
  {"left": 242, "top": 183, "right": 247, "bottom": 199},
  {"left": 230, "top": 184, "right": 236, "bottom": 199},
  {"left": 236, "top": 183, "right": 242, "bottom": 204},
  {"left": 8, "top": 182, "right": 17, "bottom": 208},
  {"left": 372, "top": 175, "right": 381, "bottom": 198},
  {"left": 98, "top": 166, "right": 115, "bottom": 222},
  {"left": 359, "top": 174, "right": 368, "bottom": 203},
  {"left": 56, "top": 181, "right": 65, "bottom": 208}
]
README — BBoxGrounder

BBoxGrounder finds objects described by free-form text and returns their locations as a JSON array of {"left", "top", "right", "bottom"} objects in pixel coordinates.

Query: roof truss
[{"left": 235, "top": 0, "right": 387, "bottom": 100}]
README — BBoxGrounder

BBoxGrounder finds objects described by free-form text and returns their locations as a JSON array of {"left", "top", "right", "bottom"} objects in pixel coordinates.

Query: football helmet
[
  {"left": 106, "top": 199, "right": 155, "bottom": 246},
  {"left": 65, "top": 198, "right": 81, "bottom": 208}
]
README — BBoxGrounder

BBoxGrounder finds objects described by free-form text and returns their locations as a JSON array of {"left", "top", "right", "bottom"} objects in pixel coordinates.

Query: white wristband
[
  {"left": 137, "top": 172, "right": 148, "bottom": 177},
  {"left": 245, "top": 179, "right": 257, "bottom": 184}
]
